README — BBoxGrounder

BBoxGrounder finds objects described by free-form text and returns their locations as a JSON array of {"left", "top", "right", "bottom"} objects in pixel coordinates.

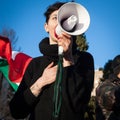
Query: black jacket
[{"left": 9, "top": 37, "right": 94, "bottom": 120}]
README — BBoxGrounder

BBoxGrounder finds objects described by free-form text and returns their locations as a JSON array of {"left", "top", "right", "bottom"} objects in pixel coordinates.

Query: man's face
[{"left": 44, "top": 10, "right": 59, "bottom": 44}]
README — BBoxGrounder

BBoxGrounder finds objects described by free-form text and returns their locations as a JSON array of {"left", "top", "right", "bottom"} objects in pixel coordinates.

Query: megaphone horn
[{"left": 55, "top": 2, "right": 90, "bottom": 36}]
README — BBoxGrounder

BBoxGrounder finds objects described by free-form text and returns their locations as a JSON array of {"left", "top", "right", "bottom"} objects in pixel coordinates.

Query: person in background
[
  {"left": 9, "top": 1, "right": 94, "bottom": 120},
  {"left": 96, "top": 55, "right": 120, "bottom": 120}
]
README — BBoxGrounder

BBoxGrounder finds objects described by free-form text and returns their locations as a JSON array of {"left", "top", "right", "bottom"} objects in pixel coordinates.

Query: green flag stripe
[{"left": 0, "top": 59, "right": 18, "bottom": 91}]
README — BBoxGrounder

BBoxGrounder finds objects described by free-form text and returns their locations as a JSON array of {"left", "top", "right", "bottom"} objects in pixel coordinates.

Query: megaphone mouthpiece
[
  {"left": 55, "top": 15, "right": 78, "bottom": 35},
  {"left": 62, "top": 15, "right": 78, "bottom": 31}
]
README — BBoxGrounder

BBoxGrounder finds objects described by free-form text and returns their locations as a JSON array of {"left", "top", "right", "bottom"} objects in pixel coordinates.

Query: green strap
[{"left": 53, "top": 55, "right": 63, "bottom": 118}]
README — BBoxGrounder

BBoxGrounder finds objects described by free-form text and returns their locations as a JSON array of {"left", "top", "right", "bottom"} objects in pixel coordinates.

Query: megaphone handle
[
  {"left": 54, "top": 29, "right": 63, "bottom": 55},
  {"left": 58, "top": 46, "right": 63, "bottom": 55}
]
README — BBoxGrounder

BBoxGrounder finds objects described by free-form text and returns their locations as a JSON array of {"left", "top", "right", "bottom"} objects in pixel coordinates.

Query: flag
[
  {"left": 0, "top": 35, "right": 32, "bottom": 88},
  {"left": 0, "top": 36, "right": 11, "bottom": 61},
  {"left": 0, "top": 59, "right": 18, "bottom": 91},
  {"left": 9, "top": 51, "right": 32, "bottom": 83}
]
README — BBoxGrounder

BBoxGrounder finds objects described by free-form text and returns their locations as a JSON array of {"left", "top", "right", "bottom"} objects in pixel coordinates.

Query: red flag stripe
[
  {"left": 0, "top": 36, "right": 12, "bottom": 61},
  {"left": 0, "top": 35, "right": 32, "bottom": 83},
  {"left": 9, "top": 52, "right": 32, "bottom": 83}
]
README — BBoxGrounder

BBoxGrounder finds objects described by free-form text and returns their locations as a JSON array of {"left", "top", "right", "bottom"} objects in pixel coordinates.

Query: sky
[{"left": 0, "top": 0, "right": 120, "bottom": 69}]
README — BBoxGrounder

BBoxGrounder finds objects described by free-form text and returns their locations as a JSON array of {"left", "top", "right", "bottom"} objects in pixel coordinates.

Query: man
[
  {"left": 96, "top": 55, "right": 120, "bottom": 120},
  {"left": 9, "top": 2, "right": 94, "bottom": 120}
]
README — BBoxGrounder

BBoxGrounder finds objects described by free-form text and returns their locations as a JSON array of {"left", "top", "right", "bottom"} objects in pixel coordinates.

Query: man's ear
[{"left": 44, "top": 23, "right": 49, "bottom": 32}]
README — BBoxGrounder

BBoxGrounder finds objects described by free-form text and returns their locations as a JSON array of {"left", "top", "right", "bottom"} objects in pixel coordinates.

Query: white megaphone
[{"left": 55, "top": 2, "right": 90, "bottom": 55}]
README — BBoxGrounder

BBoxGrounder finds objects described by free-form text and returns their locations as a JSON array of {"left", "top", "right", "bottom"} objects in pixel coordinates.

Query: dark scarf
[
  {"left": 39, "top": 37, "right": 58, "bottom": 57},
  {"left": 39, "top": 37, "right": 77, "bottom": 57}
]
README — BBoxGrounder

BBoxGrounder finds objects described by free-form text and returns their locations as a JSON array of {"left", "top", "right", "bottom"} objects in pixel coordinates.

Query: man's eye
[{"left": 53, "top": 16, "right": 57, "bottom": 20}]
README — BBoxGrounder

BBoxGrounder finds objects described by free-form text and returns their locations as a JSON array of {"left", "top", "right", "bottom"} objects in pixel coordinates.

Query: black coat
[{"left": 9, "top": 37, "right": 94, "bottom": 120}]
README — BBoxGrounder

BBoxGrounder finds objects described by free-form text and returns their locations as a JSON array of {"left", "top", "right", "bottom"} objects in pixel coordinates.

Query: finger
[
  {"left": 53, "top": 65, "right": 58, "bottom": 69},
  {"left": 61, "top": 32, "right": 71, "bottom": 39},
  {"left": 46, "top": 62, "right": 54, "bottom": 69}
]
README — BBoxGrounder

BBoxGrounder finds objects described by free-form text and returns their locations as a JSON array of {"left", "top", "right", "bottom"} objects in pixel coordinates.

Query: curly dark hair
[
  {"left": 44, "top": 2, "right": 66, "bottom": 23},
  {"left": 112, "top": 55, "right": 120, "bottom": 75}
]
